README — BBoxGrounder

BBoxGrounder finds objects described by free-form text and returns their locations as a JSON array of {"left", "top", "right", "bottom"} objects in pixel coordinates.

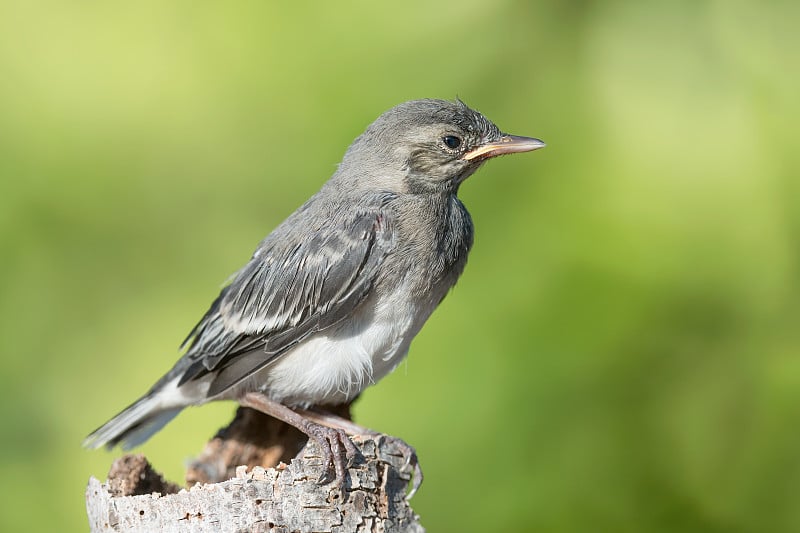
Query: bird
[{"left": 84, "top": 98, "right": 545, "bottom": 495}]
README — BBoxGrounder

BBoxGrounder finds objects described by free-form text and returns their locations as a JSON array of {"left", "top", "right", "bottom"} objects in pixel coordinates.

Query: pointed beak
[{"left": 462, "top": 135, "right": 546, "bottom": 161}]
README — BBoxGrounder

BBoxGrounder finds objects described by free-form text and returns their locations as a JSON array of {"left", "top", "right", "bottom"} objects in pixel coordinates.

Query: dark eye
[{"left": 443, "top": 135, "right": 462, "bottom": 150}]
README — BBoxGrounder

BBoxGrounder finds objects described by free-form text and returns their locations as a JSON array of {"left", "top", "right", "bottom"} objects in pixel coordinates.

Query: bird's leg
[
  {"left": 239, "top": 392, "right": 359, "bottom": 488},
  {"left": 297, "top": 407, "right": 424, "bottom": 499},
  {"left": 297, "top": 408, "right": 375, "bottom": 435}
]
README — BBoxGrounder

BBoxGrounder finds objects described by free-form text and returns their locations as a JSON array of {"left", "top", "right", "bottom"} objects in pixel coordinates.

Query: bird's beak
[{"left": 462, "top": 135, "right": 546, "bottom": 161}]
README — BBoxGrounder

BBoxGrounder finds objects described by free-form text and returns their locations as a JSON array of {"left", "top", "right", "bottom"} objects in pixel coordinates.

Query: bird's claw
[
  {"left": 379, "top": 435, "right": 423, "bottom": 499},
  {"left": 305, "top": 423, "right": 359, "bottom": 489},
  {"left": 299, "top": 414, "right": 423, "bottom": 499}
]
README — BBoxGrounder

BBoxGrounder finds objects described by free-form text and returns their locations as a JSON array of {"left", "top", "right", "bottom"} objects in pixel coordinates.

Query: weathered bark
[
  {"left": 86, "top": 407, "right": 424, "bottom": 532},
  {"left": 186, "top": 406, "right": 313, "bottom": 487}
]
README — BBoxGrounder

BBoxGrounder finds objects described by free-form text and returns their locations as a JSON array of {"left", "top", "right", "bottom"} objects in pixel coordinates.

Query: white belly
[{"left": 256, "top": 283, "right": 434, "bottom": 406}]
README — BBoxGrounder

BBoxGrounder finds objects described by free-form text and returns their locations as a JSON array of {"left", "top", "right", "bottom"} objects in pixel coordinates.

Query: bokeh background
[{"left": 2, "top": 1, "right": 799, "bottom": 531}]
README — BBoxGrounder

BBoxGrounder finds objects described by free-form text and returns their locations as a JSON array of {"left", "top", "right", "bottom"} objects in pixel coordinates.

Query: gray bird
[{"left": 84, "top": 98, "right": 544, "bottom": 493}]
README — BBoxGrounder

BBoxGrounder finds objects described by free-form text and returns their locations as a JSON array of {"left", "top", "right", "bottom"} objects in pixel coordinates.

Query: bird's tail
[{"left": 83, "top": 393, "right": 183, "bottom": 451}]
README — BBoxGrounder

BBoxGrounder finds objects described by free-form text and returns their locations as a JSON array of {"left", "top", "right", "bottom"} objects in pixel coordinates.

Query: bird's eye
[{"left": 443, "top": 135, "right": 462, "bottom": 150}]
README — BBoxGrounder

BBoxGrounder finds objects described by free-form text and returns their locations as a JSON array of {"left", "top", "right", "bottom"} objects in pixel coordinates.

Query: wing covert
[{"left": 174, "top": 203, "right": 396, "bottom": 393}]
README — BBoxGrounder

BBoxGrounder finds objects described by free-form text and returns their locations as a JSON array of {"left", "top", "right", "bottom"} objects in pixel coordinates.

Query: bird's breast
[{"left": 390, "top": 194, "right": 474, "bottom": 292}]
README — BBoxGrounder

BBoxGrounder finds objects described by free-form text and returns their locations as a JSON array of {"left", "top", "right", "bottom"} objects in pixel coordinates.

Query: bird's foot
[
  {"left": 239, "top": 393, "right": 361, "bottom": 492},
  {"left": 303, "top": 420, "right": 360, "bottom": 488},
  {"left": 377, "top": 434, "right": 423, "bottom": 500},
  {"left": 297, "top": 406, "right": 424, "bottom": 499}
]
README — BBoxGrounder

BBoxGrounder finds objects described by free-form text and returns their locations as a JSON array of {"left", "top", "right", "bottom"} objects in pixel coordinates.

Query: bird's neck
[{"left": 392, "top": 192, "right": 473, "bottom": 272}]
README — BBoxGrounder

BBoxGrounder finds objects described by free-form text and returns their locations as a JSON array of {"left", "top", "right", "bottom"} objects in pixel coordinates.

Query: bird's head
[{"left": 335, "top": 99, "right": 545, "bottom": 195}]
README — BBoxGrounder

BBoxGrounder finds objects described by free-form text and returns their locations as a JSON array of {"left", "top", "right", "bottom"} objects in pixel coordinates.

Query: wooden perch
[{"left": 85, "top": 407, "right": 424, "bottom": 532}]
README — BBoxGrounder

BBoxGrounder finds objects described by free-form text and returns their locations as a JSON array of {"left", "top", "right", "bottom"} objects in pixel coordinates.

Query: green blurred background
[{"left": 2, "top": 1, "right": 799, "bottom": 531}]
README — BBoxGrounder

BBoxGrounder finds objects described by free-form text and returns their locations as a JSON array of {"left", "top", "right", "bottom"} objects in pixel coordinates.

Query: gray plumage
[{"left": 84, "top": 98, "right": 544, "bottom": 451}]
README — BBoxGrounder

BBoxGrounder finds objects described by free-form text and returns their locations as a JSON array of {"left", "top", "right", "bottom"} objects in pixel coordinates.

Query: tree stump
[{"left": 85, "top": 407, "right": 424, "bottom": 532}]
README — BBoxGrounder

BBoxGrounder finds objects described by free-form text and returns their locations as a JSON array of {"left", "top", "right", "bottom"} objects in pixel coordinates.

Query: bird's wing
[{"left": 172, "top": 201, "right": 396, "bottom": 397}]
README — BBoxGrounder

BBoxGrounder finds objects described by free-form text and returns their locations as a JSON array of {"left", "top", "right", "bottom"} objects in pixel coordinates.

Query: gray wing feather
[{"left": 173, "top": 200, "right": 396, "bottom": 397}]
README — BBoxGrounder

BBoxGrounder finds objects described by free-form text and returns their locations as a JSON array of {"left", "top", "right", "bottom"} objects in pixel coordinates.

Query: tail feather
[{"left": 83, "top": 394, "right": 183, "bottom": 450}]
